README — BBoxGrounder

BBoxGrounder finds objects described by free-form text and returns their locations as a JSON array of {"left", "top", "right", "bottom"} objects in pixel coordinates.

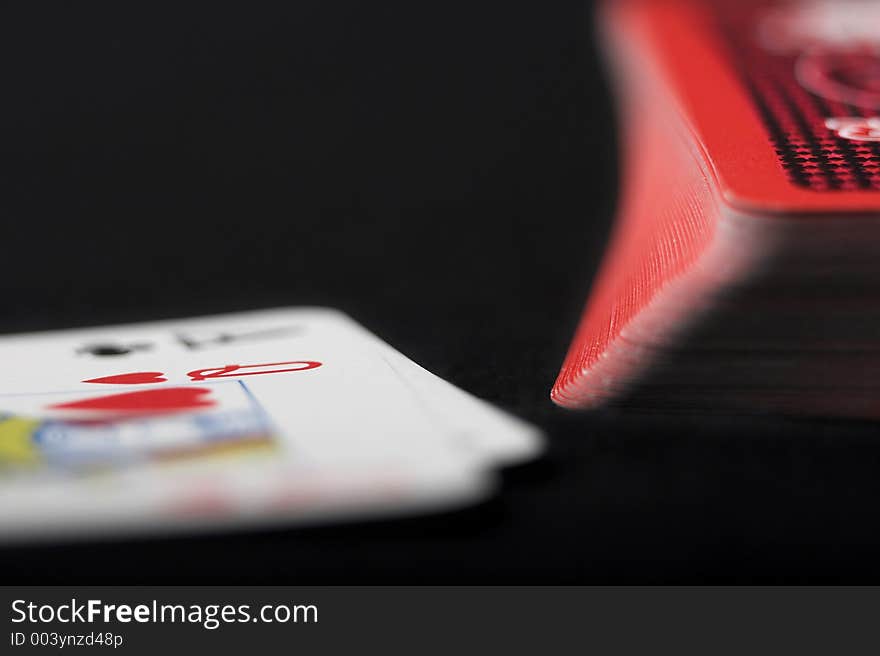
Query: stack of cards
[
  {"left": 0, "top": 308, "right": 542, "bottom": 542},
  {"left": 553, "top": 0, "right": 880, "bottom": 418}
]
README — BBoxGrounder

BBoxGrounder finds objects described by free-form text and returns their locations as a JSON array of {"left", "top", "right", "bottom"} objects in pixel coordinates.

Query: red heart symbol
[
  {"left": 49, "top": 387, "right": 215, "bottom": 416},
  {"left": 83, "top": 371, "right": 168, "bottom": 385}
]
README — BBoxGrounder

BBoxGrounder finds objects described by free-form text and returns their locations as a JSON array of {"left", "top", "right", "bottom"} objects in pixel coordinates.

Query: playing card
[
  {"left": 609, "top": 0, "right": 880, "bottom": 214},
  {"left": 376, "top": 347, "right": 543, "bottom": 465},
  {"left": 552, "top": 0, "right": 880, "bottom": 417},
  {"left": 0, "top": 308, "right": 541, "bottom": 542}
]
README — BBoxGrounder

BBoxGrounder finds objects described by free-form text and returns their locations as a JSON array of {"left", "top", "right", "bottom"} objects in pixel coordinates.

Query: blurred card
[
  {"left": 376, "top": 347, "right": 543, "bottom": 465},
  {"left": 553, "top": 0, "right": 880, "bottom": 418},
  {"left": 0, "top": 308, "right": 541, "bottom": 542}
]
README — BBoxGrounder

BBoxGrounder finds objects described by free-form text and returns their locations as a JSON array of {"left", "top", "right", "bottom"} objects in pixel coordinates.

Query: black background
[{"left": 5, "top": 0, "right": 880, "bottom": 583}]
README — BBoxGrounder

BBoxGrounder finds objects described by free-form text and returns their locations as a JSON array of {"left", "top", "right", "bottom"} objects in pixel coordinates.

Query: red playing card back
[
  {"left": 552, "top": 0, "right": 880, "bottom": 408},
  {"left": 615, "top": 0, "right": 880, "bottom": 214}
]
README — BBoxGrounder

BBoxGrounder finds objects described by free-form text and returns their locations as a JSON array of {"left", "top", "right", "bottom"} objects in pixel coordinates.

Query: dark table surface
[{"left": 5, "top": 0, "right": 880, "bottom": 583}]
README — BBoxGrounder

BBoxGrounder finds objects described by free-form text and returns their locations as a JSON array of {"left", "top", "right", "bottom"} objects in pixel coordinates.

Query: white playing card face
[
  {"left": 375, "top": 348, "right": 543, "bottom": 465},
  {"left": 0, "top": 308, "right": 508, "bottom": 542},
  {"left": 290, "top": 314, "right": 544, "bottom": 465}
]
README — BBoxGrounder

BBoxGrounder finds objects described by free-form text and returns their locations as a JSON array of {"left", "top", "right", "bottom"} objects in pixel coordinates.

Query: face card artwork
[
  {"left": 0, "top": 308, "right": 541, "bottom": 542},
  {"left": 0, "top": 380, "right": 275, "bottom": 473}
]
